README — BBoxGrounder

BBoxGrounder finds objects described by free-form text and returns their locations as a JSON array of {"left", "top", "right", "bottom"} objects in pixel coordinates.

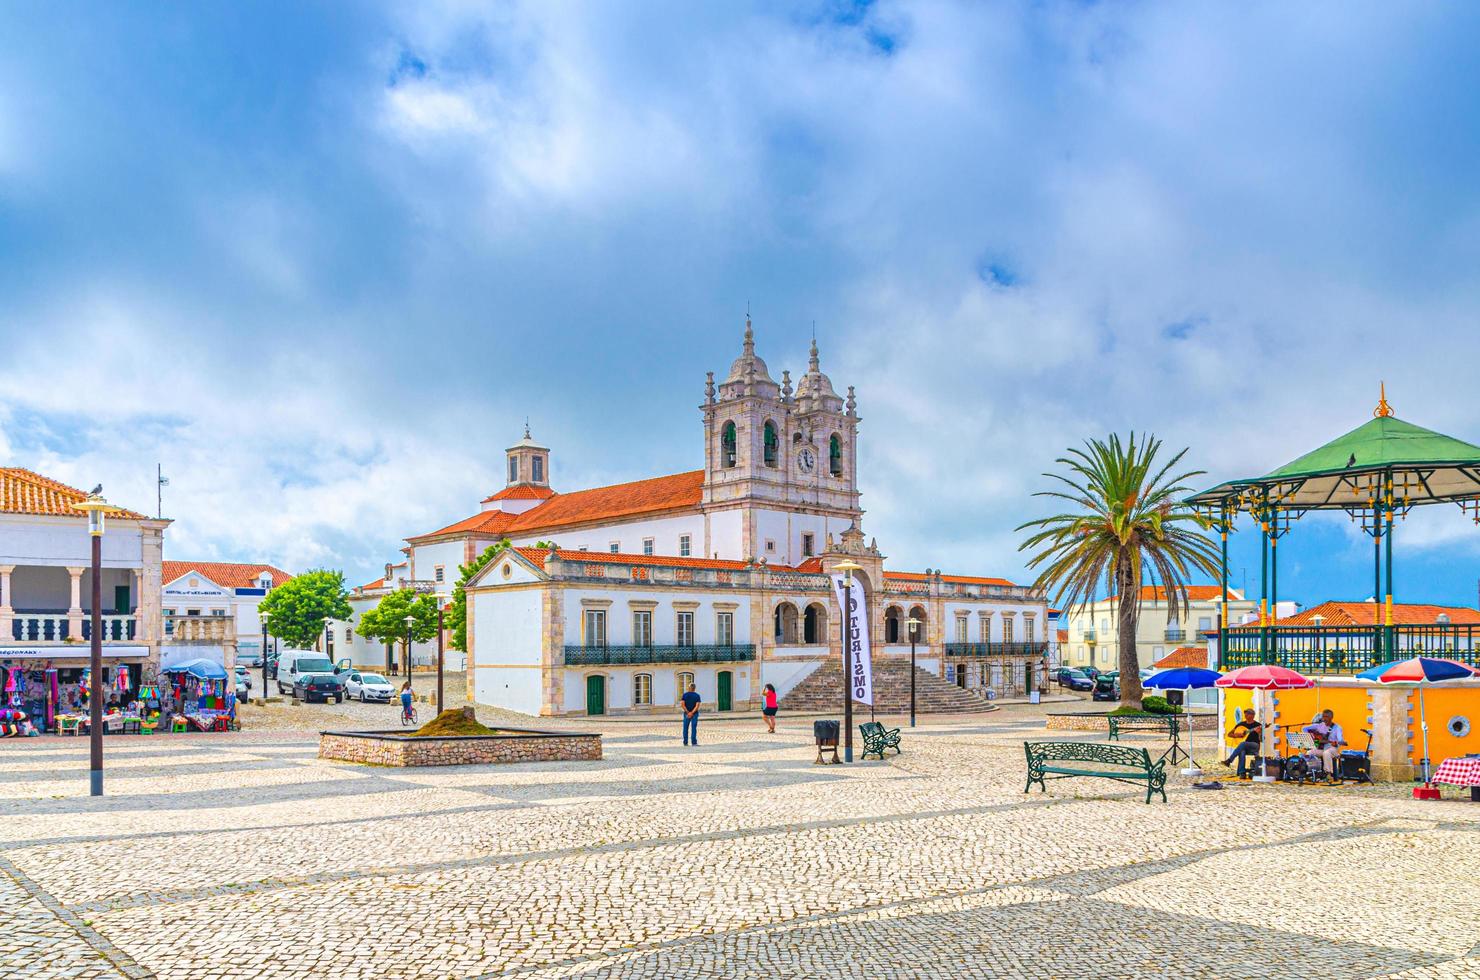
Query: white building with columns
[
  {"left": 397, "top": 322, "right": 1050, "bottom": 717},
  {"left": 1, "top": 468, "right": 169, "bottom": 676}
]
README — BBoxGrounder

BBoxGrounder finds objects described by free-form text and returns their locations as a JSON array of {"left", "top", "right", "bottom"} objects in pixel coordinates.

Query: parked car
[
  {"left": 237, "top": 651, "right": 264, "bottom": 668},
  {"left": 234, "top": 668, "right": 251, "bottom": 702},
  {"left": 1054, "top": 667, "right": 1094, "bottom": 692},
  {"left": 1091, "top": 675, "right": 1120, "bottom": 701},
  {"left": 275, "top": 651, "right": 336, "bottom": 695},
  {"left": 342, "top": 670, "right": 394, "bottom": 703},
  {"left": 292, "top": 672, "right": 345, "bottom": 704}
]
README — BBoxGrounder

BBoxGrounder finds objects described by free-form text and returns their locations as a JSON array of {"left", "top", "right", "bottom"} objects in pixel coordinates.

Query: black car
[
  {"left": 292, "top": 673, "right": 345, "bottom": 704},
  {"left": 1091, "top": 675, "right": 1120, "bottom": 701},
  {"left": 1081, "top": 666, "right": 1101, "bottom": 681},
  {"left": 1054, "top": 667, "right": 1094, "bottom": 692}
]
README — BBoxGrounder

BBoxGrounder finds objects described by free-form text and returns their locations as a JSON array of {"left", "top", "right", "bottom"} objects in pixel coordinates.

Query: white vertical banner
[{"left": 831, "top": 574, "right": 874, "bottom": 706}]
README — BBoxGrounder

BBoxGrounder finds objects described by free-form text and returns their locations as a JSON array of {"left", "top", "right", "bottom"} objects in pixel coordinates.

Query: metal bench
[
  {"left": 1024, "top": 740, "right": 1168, "bottom": 804},
  {"left": 859, "top": 721, "right": 902, "bottom": 760},
  {"left": 1106, "top": 714, "right": 1181, "bottom": 742}
]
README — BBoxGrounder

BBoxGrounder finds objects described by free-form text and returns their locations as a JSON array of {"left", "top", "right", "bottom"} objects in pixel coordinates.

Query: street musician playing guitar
[{"left": 1303, "top": 709, "right": 1346, "bottom": 784}]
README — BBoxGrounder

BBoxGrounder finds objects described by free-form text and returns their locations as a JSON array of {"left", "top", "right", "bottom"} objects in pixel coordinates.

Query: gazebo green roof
[{"left": 1190, "top": 392, "right": 1480, "bottom": 511}]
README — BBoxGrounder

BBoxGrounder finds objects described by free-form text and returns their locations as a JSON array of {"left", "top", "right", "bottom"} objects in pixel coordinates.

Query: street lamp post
[
  {"left": 259, "top": 612, "right": 270, "bottom": 704},
  {"left": 906, "top": 616, "right": 921, "bottom": 728},
  {"left": 403, "top": 614, "right": 415, "bottom": 688},
  {"left": 75, "top": 489, "right": 119, "bottom": 798},
  {"left": 833, "top": 559, "right": 862, "bottom": 763},
  {"left": 434, "top": 594, "right": 449, "bottom": 714}
]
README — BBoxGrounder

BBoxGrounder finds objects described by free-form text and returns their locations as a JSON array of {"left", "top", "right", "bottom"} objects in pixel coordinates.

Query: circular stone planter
[{"left": 318, "top": 728, "right": 602, "bottom": 767}]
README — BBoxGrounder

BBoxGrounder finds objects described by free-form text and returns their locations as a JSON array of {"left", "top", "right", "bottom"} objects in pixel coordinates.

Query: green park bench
[
  {"left": 1023, "top": 740, "right": 1168, "bottom": 804},
  {"left": 1106, "top": 713, "right": 1181, "bottom": 742},
  {"left": 859, "top": 721, "right": 902, "bottom": 760}
]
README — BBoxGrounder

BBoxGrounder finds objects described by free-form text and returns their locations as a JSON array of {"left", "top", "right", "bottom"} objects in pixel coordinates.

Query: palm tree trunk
[{"left": 1117, "top": 558, "right": 1144, "bottom": 707}]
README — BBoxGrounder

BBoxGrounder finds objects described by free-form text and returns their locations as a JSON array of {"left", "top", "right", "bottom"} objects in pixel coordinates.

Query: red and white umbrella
[{"left": 1215, "top": 665, "right": 1314, "bottom": 780}]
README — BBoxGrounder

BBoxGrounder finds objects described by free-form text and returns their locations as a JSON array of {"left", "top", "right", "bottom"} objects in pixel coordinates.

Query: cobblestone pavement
[{"left": 3, "top": 703, "right": 1479, "bottom": 979}]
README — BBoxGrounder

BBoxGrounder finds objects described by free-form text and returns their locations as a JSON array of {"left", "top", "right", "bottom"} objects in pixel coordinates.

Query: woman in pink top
[{"left": 762, "top": 683, "right": 778, "bottom": 733}]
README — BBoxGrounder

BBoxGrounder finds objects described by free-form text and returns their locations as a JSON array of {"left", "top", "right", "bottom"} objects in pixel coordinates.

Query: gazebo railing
[{"left": 1222, "top": 624, "right": 1480, "bottom": 673}]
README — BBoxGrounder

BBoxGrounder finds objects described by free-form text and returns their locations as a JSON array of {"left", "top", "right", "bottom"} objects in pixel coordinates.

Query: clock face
[{"left": 798, "top": 448, "right": 816, "bottom": 472}]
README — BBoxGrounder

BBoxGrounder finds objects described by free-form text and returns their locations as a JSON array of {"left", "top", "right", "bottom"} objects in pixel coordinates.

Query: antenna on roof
[{"left": 524, "top": 416, "right": 531, "bottom": 439}]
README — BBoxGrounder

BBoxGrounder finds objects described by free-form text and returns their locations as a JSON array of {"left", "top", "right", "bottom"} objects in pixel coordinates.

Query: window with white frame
[
  {"left": 676, "top": 671, "right": 695, "bottom": 700},
  {"left": 211, "top": 608, "right": 226, "bottom": 617},
  {"left": 346, "top": 627, "right": 353, "bottom": 642},
  {"left": 717, "top": 611, "right": 734, "bottom": 646},
  {"left": 584, "top": 609, "right": 607, "bottom": 647},
  {"left": 633, "top": 610, "right": 653, "bottom": 647},
  {"left": 679, "top": 534, "right": 691, "bottom": 557},
  {"left": 434, "top": 565, "right": 444, "bottom": 583},
  {"left": 642, "top": 537, "right": 655, "bottom": 556},
  {"left": 1022, "top": 615, "right": 1035, "bottom": 642},
  {"left": 1198, "top": 615, "right": 1213, "bottom": 631},
  {"left": 676, "top": 611, "right": 694, "bottom": 647},
  {"left": 801, "top": 532, "right": 815, "bottom": 557},
  {"left": 765, "top": 539, "right": 776, "bottom": 553},
  {"left": 609, "top": 542, "right": 620, "bottom": 553},
  {"left": 634, "top": 673, "right": 653, "bottom": 705},
  {"left": 532, "top": 456, "right": 544, "bottom": 482},
  {"left": 955, "top": 615, "right": 968, "bottom": 643},
  {"left": 1003, "top": 616, "right": 1015, "bottom": 644}
]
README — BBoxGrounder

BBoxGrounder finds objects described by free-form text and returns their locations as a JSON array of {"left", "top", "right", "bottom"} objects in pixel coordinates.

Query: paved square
[{"left": 3, "top": 704, "right": 1479, "bottom": 979}]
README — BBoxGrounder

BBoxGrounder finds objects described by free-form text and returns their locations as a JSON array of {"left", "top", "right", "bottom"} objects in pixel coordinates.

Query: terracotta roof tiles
[
  {"left": 0, "top": 468, "right": 147, "bottom": 520},
  {"left": 1231, "top": 600, "right": 1480, "bottom": 628},
  {"left": 482, "top": 484, "right": 557, "bottom": 503},
  {"left": 162, "top": 561, "right": 293, "bottom": 589},
  {"left": 1152, "top": 646, "right": 1209, "bottom": 669}
]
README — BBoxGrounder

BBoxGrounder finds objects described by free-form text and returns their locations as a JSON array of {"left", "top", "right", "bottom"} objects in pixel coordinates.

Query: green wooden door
[
  {"left": 717, "top": 671, "right": 733, "bottom": 712},
  {"left": 585, "top": 675, "right": 606, "bottom": 715}
]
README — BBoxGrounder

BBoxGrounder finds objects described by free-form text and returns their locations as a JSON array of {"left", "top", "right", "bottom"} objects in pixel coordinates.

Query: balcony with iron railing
[
  {"left": 1080, "top": 629, "right": 1097, "bottom": 643},
  {"left": 7, "top": 612, "right": 137, "bottom": 643},
  {"left": 563, "top": 643, "right": 757, "bottom": 666},
  {"left": 1220, "top": 624, "right": 1480, "bottom": 673},
  {"left": 943, "top": 642, "right": 1050, "bottom": 658},
  {"left": 1164, "top": 627, "right": 1187, "bottom": 643}
]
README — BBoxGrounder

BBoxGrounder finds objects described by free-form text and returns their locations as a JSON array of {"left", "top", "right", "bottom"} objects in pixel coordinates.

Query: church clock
[{"left": 797, "top": 447, "right": 817, "bottom": 473}]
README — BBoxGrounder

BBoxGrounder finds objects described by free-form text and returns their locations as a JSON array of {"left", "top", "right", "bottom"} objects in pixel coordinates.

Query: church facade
[{"left": 402, "top": 322, "right": 1050, "bottom": 716}]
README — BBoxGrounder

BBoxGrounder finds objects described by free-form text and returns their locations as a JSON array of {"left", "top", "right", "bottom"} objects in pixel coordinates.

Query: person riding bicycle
[
  {"left": 399, "top": 681, "right": 415, "bottom": 723},
  {"left": 1303, "top": 709, "right": 1345, "bottom": 784}
]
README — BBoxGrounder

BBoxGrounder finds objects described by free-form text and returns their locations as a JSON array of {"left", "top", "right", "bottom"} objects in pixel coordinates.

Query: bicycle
[{"left": 400, "top": 703, "right": 418, "bottom": 727}]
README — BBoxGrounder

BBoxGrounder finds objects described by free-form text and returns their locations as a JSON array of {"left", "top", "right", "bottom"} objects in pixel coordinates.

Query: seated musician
[
  {"left": 1222, "top": 709, "right": 1263, "bottom": 778},
  {"left": 1303, "top": 709, "right": 1346, "bottom": 784}
]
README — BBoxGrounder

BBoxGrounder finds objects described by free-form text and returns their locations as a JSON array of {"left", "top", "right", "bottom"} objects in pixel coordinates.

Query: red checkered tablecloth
[{"left": 1432, "top": 757, "right": 1480, "bottom": 787}]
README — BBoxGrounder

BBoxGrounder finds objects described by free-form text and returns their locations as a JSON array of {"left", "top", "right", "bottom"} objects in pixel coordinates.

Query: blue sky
[{"left": 3, "top": 2, "right": 1480, "bottom": 607}]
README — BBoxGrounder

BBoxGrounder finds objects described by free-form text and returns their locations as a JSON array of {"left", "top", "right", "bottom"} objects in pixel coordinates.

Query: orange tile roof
[
  {"left": 512, "top": 547, "right": 765, "bottom": 572},
  {"left": 413, "top": 470, "right": 705, "bottom": 542},
  {"left": 1232, "top": 600, "right": 1480, "bottom": 629},
  {"left": 0, "top": 468, "right": 147, "bottom": 520},
  {"left": 1056, "top": 629, "right": 1069, "bottom": 644},
  {"left": 482, "top": 484, "right": 557, "bottom": 503},
  {"left": 162, "top": 561, "right": 293, "bottom": 589},
  {"left": 884, "top": 571, "right": 1016, "bottom": 587},
  {"left": 1152, "top": 646, "right": 1209, "bottom": 669},
  {"left": 1107, "top": 585, "right": 1244, "bottom": 602}
]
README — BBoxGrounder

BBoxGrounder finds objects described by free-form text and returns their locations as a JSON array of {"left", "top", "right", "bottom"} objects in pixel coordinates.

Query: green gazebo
[{"left": 1187, "top": 387, "right": 1480, "bottom": 673}]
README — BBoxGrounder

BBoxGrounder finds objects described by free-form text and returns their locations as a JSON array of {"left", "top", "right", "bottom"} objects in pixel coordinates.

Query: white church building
[{"left": 400, "top": 322, "right": 1050, "bottom": 716}]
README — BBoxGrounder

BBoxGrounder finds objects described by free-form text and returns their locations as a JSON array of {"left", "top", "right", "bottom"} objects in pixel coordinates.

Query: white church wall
[
  {"left": 706, "top": 509, "right": 743, "bottom": 560},
  {"left": 472, "top": 588, "right": 543, "bottom": 714},
  {"left": 751, "top": 508, "right": 839, "bottom": 566},
  {"left": 410, "top": 540, "right": 465, "bottom": 588},
  {"left": 0, "top": 514, "right": 145, "bottom": 567},
  {"left": 509, "top": 513, "right": 705, "bottom": 558}
]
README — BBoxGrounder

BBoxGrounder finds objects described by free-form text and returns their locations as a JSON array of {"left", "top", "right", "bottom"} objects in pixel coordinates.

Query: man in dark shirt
[
  {"left": 1222, "top": 708, "right": 1263, "bottom": 778},
  {"left": 681, "top": 684, "right": 701, "bottom": 746}
]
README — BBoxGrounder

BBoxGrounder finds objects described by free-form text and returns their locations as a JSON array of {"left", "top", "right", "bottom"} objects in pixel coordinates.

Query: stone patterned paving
[{"left": 2, "top": 704, "right": 1478, "bottom": 979}]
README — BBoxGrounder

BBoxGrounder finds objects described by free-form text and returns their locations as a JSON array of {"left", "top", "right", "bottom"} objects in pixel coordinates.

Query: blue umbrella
[
  {"left": 1356, "top": 657, "right": 1478, "bottom": 782},
  {"left": 1143, "top": 667, "right": 1223, "bottom": 774}
]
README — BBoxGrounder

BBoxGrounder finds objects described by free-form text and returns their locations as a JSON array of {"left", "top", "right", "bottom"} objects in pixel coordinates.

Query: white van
[{"left": 275, "top": 650, "right": 338, "bottom": 695}]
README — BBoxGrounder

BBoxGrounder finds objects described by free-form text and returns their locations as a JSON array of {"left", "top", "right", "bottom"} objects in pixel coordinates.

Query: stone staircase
[{"left": 779, "top": 660, "right": 993, "bottom": 714}]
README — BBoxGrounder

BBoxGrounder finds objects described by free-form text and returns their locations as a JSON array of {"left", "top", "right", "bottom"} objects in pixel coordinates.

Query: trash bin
[{"left": 813, "top": 719, "right": 840, "bottom": 742}]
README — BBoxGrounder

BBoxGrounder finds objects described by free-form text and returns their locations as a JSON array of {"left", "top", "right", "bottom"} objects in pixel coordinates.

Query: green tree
[
  {"left": 357, "top": 589, "right": 440, "bottom": 670},
  {"left": 448, "top": 539, "right": 513, "bottom": 652},
  {"left": 1017, "top": 434, "right": 1219, "bottom": 708},
  {"left": 258, "top": 569, "right": 353, "bottom": 650}
]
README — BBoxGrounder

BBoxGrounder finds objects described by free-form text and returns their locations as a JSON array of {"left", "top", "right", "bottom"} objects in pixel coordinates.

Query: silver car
[{"left": 342, "top": 670, "right": 395, "bottom": 703}]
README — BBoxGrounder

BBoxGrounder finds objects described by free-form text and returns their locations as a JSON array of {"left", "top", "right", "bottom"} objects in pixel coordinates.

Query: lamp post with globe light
[
  {"left": 74, "top": 489, "right": 120, "bottom": 797},
  {"left": 906, "top": 616, "right": 921, "bottom": 728}
]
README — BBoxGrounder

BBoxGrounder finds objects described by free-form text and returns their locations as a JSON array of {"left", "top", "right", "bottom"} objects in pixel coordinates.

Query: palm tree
[{"left": 1018, "top": 433, "right": 1220, "bottom": 708}]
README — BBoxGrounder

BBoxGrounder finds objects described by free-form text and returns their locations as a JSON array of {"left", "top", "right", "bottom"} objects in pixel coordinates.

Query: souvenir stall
[
  {"left": 162, "top": 659, "right": 235, "bottom": 732},
  {"left": 52, "top": 664, "right": 147, "bottom": 735}
]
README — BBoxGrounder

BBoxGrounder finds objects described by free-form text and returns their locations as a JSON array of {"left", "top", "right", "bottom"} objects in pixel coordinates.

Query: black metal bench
[
  {"left": 1024, "top": 740, "right": 1167, "bottom": 804},
  {"left": 859, "top": 721, "right": 901, "bottom": 760},
  {"left": 1106, "top": 714, "right": 1181, "bottom": 742}
]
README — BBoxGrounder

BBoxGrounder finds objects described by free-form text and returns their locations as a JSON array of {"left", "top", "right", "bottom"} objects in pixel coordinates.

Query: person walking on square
[
  {"left": 761, "top": 683, "right": 778, "bottom": 733},
  {"left": 681, "top": 684, "right": 701, "bottom": 746}
]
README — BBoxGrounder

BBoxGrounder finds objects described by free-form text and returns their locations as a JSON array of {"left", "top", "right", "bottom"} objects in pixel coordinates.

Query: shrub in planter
[{"left": 1141, "top": 695, "right": 1175, "bottom": 715}]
